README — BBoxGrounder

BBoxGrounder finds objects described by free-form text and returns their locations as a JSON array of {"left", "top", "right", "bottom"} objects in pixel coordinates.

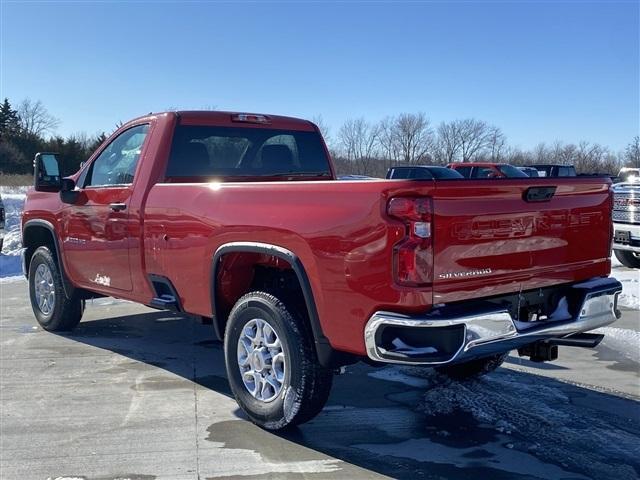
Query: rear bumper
[
  {"left": 364, "top": 277, "right": 622, "bottom": 365},
  {"left": 613, "top": 222, "right": 640, "bottom": 253}
]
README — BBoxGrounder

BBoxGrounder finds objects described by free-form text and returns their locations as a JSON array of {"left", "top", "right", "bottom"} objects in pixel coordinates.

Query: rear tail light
[
  {"left": 387, "top": 197, "right": 433, "bottom": 286},
  {"left": 231, "top": 113, "right": 271, "bottom": 124}
]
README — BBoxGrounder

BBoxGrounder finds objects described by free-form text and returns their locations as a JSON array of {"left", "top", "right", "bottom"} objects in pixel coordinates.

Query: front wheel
[
  {"left": 614, "top": 249, "right": 640, "bottom": 269},
  {"left": 28, "top": 246, "right": 84, "bottom": 331},
  {"left": 224, "top": 291, "right": 333, "bottom": 430},
  {"left": 435, "top": 353, "right": 508, "bottom": 380}
]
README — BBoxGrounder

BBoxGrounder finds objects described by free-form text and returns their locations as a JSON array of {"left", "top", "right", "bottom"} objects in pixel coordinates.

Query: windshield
[
  {"left": 497, "top": 164, "right": 529, "bottom": 178},
  {"left": 165, "top": 125, "right": 331, "bottom": 180}
]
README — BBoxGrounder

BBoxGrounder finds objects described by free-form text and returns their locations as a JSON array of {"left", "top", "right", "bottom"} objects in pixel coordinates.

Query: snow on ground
[
  {"left": 0, "top": 186, "right": 27, "bottom": 278},
  {"left": 611, "top": 256, "right": 640, "bottom": 310},
  {"left": 594, "top": 326, "right": 640, "bottom": 364},
  {"left": 0, "top": 185, "right": 638, "bottom": 310}
]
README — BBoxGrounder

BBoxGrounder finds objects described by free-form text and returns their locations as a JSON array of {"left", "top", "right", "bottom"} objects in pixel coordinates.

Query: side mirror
[
  {"left": 34, "top": 152, "right": 62, "bottom": 192},
  {"left": 60, "top": 178, "right": 81, "bottom": 204}
]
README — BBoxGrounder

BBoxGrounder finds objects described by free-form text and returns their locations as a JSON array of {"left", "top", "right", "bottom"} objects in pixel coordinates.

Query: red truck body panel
[{"left": 22, "top": 111, "right": 613, "bottom": 357}]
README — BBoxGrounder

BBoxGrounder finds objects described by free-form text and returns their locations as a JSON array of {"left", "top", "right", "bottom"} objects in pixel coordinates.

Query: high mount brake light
[
  {"left": 387, "top": 197, "right": 434, "bottom": 286},
  {"left": 231, "top": 113, "right": 271, "bottom": 124}
]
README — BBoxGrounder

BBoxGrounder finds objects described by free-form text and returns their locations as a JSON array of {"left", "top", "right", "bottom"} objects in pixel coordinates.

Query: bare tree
[
  {"left": 17, "top": 99, "right": 60, "bottom": 137},
  {"left": 312, "top": 115, "right": 332, "bottom": 148},
  {"left": 337, "top": 118, "right": 380, "bottom": 175},
  {"left": 624, "top": 136, "right": 640, "bottom": 168},
  {"left": 377, "top": 113, "right": 433, "bottom": 165},
  {"left": 394, "top": 113, "right": 434, "bottom": 164},
  {"left": 487, "top": 126, "right": 506, "bottom": 161},
  {"left": 376, "top": 116, "right": 399, "bottom": 164},
  {"left": 435, "top": 121, "right": 461, "bottom": 164},
  {"left": 457, "top": 119, "right": 492, "bottom": 162}
]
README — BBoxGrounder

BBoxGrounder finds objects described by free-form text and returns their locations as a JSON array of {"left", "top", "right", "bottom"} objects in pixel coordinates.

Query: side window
[
  {"left": 454, "top": 166, "right": 472, "bottom": 178},
  {"left": 473, "top": 167, "right": 495, "bottom": 178},
  {"left": 390, "top": 168, "right": 410, "bottom": 179},
  {"left": 84, "top": 124, "right": 149, "bottom": 187},
  {"left": 411, "top": 168, "right": 433, "bottom": 179}
]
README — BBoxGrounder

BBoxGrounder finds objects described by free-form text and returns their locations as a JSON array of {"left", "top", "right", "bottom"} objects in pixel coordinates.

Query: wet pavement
[{"left": 1, "top": 279, "right": 638, "bottom": 479}]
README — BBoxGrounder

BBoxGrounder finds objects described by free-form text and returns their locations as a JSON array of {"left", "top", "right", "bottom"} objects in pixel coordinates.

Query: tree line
[
  {"left": 1, "top": 98, "right": 638, "bottom": 179},
  {"left": 318, "top": 113, "right": 640, "bottom": 178},
  {"left": 0, "top": 98, "right": 107, "bottom": 176}
]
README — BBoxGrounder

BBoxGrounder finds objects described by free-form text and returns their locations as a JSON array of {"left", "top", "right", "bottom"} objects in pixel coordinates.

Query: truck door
[{"left": 62, "top": 124, "right": 150, "bottom": 291}]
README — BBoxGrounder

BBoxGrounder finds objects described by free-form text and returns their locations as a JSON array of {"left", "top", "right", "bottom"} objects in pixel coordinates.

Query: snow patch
[
  {"left": 1, "top": 187, "right": 27, "bottom": 279},
  {"left": 416, "top": 370, "right": 639, "bottom": 479},
  {"left": 594, "top": 327, "right": 640, "bottom": 364},
  {"left": 368, "top": 366, "right": 432, "bottom": 388}
]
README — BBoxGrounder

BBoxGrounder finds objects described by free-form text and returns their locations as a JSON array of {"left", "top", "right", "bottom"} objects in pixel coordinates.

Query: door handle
[{"left": 109, "top": 203, "right": 127, "bottom": 212}]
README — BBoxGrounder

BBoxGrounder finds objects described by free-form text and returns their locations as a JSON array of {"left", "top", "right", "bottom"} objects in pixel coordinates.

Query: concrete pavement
[{"left": 1, "top": 279, "right": 638, "bottom": 479}]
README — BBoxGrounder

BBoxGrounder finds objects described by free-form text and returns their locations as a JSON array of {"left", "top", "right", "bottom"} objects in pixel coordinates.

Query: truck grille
[{"left": 613, "top": 190, "right": 640, "bottom": 224}]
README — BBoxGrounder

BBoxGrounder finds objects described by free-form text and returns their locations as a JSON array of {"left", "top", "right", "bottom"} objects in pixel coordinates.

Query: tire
[
  {"left": 224, "top": 291, "right": 333, "bottom": 430},
  {"left": 614, "top": 249, "right": 640, "bottom": 269},
  {"left": 28, "top": 246, "right": 84, "bottom": 331},
  {"left": 435, "top": 353, "right": 508, "bottom": 380}
]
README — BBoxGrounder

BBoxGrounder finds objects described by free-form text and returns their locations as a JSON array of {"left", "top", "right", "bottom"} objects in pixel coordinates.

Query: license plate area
[{"left": 614, "top": 230, "right": 631, "bottom": 244}]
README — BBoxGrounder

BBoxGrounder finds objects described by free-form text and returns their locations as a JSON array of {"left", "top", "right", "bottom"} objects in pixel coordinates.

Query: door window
[
  {"left": 472, "top": 167, "right": 496, "bottom": 178},
  {"left": 84, "top": 124, "right": 149, "bottom": 187},
  {"left": 454, "top": 166, "right": 472, "bottom": 178}
]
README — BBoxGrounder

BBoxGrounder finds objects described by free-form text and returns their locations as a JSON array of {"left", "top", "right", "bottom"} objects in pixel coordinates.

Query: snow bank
[
  {"left": 611, "top": 261, "right": 640, "bottom": 310},
  {"left": 0, "top": 187, "right": 27, "bottom": 278},
  {"left": 594, "top": 327, "right": 640, "bottom": 364}
]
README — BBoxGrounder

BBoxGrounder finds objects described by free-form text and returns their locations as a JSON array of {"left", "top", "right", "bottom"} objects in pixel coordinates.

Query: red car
[
  {"left": 448, "top": 162, "right": 529, "bottom": 178},
  {"left": 22, "top": 111, "right": 621, "bottom": 430}
]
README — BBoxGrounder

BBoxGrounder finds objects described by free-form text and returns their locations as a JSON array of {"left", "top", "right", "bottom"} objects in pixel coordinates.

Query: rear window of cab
[{"left": 164, "top": 125, "right": 331, "bottom": 181}]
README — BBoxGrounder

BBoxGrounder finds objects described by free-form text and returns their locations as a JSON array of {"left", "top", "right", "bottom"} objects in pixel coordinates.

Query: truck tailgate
[{"left": 431, "top": 178, "right": 612, "bottom": 304}]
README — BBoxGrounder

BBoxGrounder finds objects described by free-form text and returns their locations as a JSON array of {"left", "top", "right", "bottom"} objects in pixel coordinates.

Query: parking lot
[{"left": 1, "top": 278, "right": 638, "bottom": 480}]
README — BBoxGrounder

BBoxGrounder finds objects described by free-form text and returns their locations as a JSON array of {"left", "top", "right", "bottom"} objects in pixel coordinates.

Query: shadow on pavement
[{"left": 61, "top": 309, "right": 640, "bottom": 480}]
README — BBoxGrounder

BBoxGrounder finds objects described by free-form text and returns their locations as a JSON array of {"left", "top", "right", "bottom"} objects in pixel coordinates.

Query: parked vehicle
[
  {"left": 526, "top": 164, "right": 577, "bottom": 177},
  {"left": 517, "top": 166, "right": 540, "bottom": 177},
  {"left": 612, "top": 181, "right": 640, "bottom": 268},
  {"left": 0, "top": 196, "right": 4, "bottom": 252},
  {"left": 447, "top": 162, "right": 528, "bottom": 178},
  {"left": 22, "top": 111, "right": 622, "bottom": 430},
  {"left": 617, "top": 167, "right": 640, "bottom": 184},
  {"left": 386, "top": 165, "right": 464, "bottom": 180}
]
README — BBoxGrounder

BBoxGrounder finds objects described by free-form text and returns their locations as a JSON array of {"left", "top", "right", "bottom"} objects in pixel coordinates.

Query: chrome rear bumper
[{"left": 364, "top": 277, "right": 622, "bottom": 365}]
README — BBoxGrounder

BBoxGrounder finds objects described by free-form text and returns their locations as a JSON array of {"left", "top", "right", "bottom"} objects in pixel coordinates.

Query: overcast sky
[{"left": 2, "top": 1, "right": 638, "bottom": 150}]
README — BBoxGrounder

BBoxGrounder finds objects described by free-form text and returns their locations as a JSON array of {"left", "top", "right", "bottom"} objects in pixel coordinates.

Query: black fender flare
[
  {"left": 22, "top": 219, "right": 75, "bottom": 298},
  {"left": 211, "top": 241, "right": 345, "bottom": 368}
]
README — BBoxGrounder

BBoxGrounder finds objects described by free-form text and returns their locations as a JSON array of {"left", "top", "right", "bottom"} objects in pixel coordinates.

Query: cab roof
[{"left": 131, "top": 110, "right": 318, "bottom": 132}]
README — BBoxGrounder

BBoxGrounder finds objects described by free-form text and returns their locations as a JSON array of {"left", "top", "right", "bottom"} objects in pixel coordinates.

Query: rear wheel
[
  {"left": 28, "top": 246, "right": 84, "bottom": 331},
  {"left": 435, "top": 353, "right": 508, "bottom": 380},
  {"left": 224, "top": 291, "right": 333, "bottom": 430},
  {"left": 614, "top": 249, "right": 640, "bottom": 269}
]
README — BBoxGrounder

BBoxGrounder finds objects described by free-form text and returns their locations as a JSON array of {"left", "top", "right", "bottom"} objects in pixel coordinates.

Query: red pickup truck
[{"left": 22, "top": 111, "right": 621, "bottom": 430}]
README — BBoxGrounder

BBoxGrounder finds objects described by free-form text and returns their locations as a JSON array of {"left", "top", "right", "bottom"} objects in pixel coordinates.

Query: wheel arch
[
  {"left": 211, "top": 242, "right": 351, "bottom": 368},
  {"left": 22, "top": 219, "right": 75, "bottom": 298}
]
